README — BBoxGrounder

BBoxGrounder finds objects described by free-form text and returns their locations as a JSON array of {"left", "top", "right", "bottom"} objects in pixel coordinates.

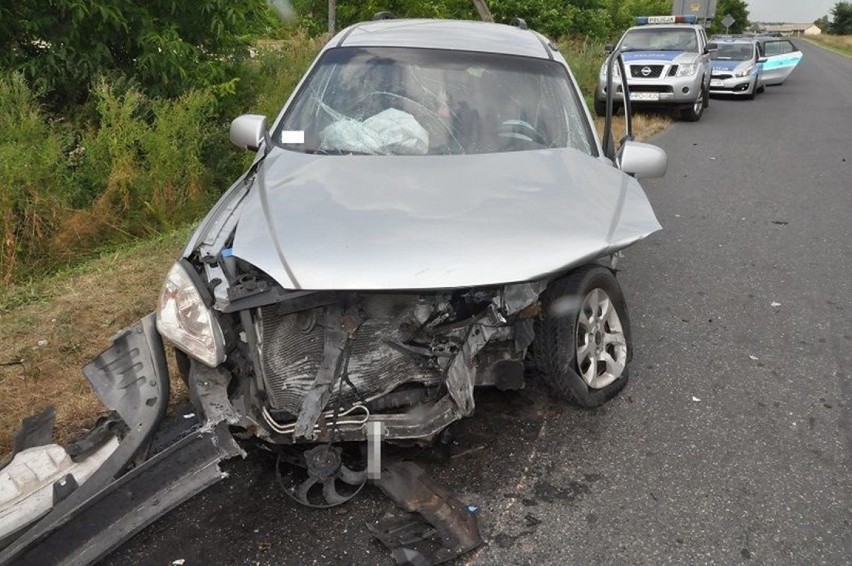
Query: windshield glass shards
[
  {"left": 274, "top": 47, "right": 595, "bottom": 156},
  {"left": 620, "top": 28, "right": 699, "bottom": 52}
]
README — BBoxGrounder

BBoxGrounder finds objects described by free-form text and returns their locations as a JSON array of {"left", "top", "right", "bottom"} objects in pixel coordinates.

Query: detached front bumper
[
  {"left": 595, "top": 73, "right": 704, "bottom": 107},
  {"left": 0, "top": 314, "right": 242, "bottom": 565}
]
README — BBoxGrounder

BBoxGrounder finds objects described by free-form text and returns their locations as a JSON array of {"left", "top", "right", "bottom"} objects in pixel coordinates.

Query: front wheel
[
  {"left": 745, "top": 79, "right": 757, "bottom": 100},
  {"left": 533, "top": 266, "right": 632, "bottom": 408},
  {"left": 680, "top": 86, "right": 706, "bottom": 122},
  {"left": 594, "top": 98, "right": 607, "bottom": 117}
]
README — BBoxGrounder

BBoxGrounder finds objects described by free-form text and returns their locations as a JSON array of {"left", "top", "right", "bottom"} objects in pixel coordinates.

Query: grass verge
[
  {"left": 0, "top": 228, "right": 191, "bottom": 456},
  {"left": 802, "top": 35, "right": 852, "bottom": 58}
]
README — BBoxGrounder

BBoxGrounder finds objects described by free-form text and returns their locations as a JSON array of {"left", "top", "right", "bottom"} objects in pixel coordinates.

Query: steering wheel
[{"left": 497, "top": 119, "right": 549, "bottom": 148}]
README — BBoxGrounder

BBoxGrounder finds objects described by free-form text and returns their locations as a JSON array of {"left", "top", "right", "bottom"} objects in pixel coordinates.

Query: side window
[{"left": 764, "top": 41, "right": 795, "bottom": 56}]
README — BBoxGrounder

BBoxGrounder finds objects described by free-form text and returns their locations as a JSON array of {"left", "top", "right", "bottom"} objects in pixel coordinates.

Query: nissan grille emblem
[{"left": 641, "top": 66, "right": 652, "bottom": 77}]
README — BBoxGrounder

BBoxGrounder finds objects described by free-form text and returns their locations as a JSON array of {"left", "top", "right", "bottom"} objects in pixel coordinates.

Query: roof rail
[
  {"left": 509, "top": 17, "right": 528, "bottom": 30},
  {"left": 372, "top": 11, "right": 395, "bottom": 21}
]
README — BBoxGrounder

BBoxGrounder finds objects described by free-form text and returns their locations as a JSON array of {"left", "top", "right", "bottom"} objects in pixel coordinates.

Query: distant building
[{"left": 757, "top": 23, "right": 822, "bottom": 36}]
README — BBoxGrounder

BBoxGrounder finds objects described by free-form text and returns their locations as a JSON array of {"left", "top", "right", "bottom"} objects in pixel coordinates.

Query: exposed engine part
[
  {"left": 257, "top": 295, "right": 445, "bottom": 416},
  {"left": 293, "top": 303, "right": 352, "bottom": 439},
  {"left": 442, "top": 304, "right": 513, "bottom": 416},
  {"left": 262, "top": 404, "right": 370, "bottom": 436},
  {"left": 366, "top": 386, "right": 436, "bottom": 413},
  {"left": 275, "top": 445, "right": 367, "bottom": 508}
]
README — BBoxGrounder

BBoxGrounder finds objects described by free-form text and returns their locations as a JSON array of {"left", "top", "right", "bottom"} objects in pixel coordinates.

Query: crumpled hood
[
  {"left": 231, "top": 148, "right": 661, "bottom": 290},
  {"left": 623, "top": 51, "right": 697, "bottom": 64}
]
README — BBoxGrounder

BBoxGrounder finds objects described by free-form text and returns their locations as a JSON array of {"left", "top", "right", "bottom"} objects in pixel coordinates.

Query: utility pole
[
  {"left": 328, "top": 0, "right": 336, "bottom": 35},
  {"left": 471, "top": 0, "right": 494, "bottom": 22}
]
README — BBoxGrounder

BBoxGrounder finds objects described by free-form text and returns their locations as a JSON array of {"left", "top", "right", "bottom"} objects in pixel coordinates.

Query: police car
[
  {"left": 709, "top": 37, "right": 764, "bottom": 99},
  {"left": 594, "top": 15, "right": 717, "bottom": 122}
]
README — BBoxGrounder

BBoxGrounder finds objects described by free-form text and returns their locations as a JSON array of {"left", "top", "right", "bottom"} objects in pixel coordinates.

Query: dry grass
[
  {"left": 804, "top": 35, "right": 852, "bottom": 58},
  {"left": 595, "top": 111, "right": 672, "bottom": 144},
  {"left": 0, "top": 229, "right": 190, "bottom": 457}
]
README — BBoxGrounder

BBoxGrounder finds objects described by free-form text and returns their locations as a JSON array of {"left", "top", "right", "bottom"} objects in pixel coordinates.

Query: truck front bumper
[{"left": 595, "top": 73, "right": 705, "bottom": 107}]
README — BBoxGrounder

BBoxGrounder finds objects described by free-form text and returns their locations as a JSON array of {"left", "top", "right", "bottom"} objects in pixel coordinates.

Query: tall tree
[
  {"left": 830, "top": 1, "right": 852, "bottom": 34},
  {"left": 708, "top": 0, "right": 750, "bottom": 34},
  {"left": 814, "top": 15, "right": 831, "bottom": 33}
]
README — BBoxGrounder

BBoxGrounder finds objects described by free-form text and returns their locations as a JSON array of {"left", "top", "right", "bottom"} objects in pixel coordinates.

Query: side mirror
[
  {"left": 230, "top": 114, "right": 268, "bottom": 151},
  {"left": 618, "top": 140, "right": 668, "bottom": 179},
  {"left": 604, "top": 44, "right": 615, "bottom": 53},
  {"left": 758, "top": 57, "right": 768, "bottom": 63},
  {"left": 705, "top": 42, "right": 719, "bottom": 53}
]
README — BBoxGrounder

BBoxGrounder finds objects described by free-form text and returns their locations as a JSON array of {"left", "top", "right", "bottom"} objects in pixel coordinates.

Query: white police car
[
  {"left": 709, "top": 38, "right": 764, "bottom": 99},
  {"left": 594, "top": 16, "right": 717, "bottom": 122}
]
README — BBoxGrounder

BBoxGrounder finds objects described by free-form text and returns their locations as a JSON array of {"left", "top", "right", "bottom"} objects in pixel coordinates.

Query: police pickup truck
[{"left": 595, "top": 16, "right": 717, "bottom": 122}]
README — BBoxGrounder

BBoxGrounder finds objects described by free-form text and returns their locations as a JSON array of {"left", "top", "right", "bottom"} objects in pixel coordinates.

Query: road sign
[
  {"left": 722, "top": 13, "right": 736, "bottom": 33},
  {"left": 672, "top": 0, "right": 717, "bottom": 21}
]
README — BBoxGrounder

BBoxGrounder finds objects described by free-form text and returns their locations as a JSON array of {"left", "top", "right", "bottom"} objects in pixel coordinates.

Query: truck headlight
[
  {"left": 599, "top": 61, "right": 621, "bottom": 80},
  {"left": 675, "top": 63, "right": 698, "bottom": 77},
  {"left": 735, "top": 65, "right": 755, "bottom": 78},
  {"left": 156, "top": 261, "right": 225, "bottom": 367}
]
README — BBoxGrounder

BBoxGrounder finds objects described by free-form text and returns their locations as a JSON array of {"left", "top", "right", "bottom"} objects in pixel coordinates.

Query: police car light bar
[{"left": 635, "top": 15, "right": 698, "bottom": 25}]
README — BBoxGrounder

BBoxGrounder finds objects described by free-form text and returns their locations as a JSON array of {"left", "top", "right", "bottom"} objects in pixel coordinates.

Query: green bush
[
  {"left": 0, "top": 32, "right": 326, "bottom": 285},
  {"left": 557, "top": 37, "right": 608, "bottom": 105},
  {"left": 0, "top": 73, "right": 69, "bottom": 284},
  {"left": 52, "top": 82, "right": 226, "bottom": 261}
]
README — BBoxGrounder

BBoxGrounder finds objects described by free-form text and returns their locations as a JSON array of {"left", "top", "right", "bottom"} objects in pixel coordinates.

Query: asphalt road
[{"left": 104, "top": 40, "right": 851, "bottom": 566}]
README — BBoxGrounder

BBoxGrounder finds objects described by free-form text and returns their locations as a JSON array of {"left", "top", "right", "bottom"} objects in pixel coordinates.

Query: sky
[{"left": 744, "top": 0, "right": 837, "bottom": 23}]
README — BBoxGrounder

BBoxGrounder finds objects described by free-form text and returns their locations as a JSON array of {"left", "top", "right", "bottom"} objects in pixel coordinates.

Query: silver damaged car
[{"left": 1, "top": 18, "right": 667, "bottom": 563}]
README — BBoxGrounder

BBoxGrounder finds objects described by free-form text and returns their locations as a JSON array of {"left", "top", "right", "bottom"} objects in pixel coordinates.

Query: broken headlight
[{"left": 156, "top": 261, "right": 225, "bottom": 367}]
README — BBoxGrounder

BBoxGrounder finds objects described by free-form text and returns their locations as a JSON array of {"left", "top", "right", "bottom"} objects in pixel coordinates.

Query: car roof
[{"left": 330, "top": 19, "right": 553, "bottom": 60}]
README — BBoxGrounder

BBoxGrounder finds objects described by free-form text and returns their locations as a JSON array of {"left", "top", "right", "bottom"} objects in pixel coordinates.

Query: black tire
[
  {"left": 679, "top": 85, "right": 706, "bottom": 122},
  {"left": 594, "top": 98, "right": 607, "bottom": 117},
  {"left": 532, "top": 266, "right": 632, "bottom": 408}
]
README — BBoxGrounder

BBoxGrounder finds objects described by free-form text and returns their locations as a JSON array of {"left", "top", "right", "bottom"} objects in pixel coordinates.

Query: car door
[{"left": 760, "top": 39, "right": 802, "bottom": 85}]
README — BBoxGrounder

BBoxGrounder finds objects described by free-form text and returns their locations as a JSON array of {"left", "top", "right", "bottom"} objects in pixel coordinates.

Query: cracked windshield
[{"left": 275, "top": 47, "right": 594, "bottom": 155}]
